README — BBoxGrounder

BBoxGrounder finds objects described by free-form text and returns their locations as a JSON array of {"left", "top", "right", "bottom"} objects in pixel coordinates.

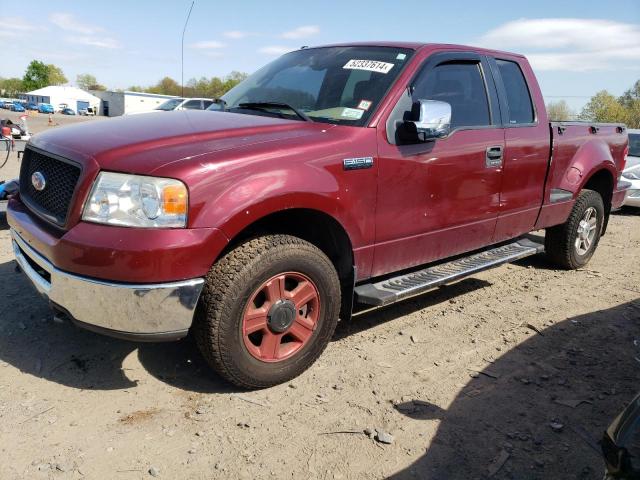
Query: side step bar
[{"left": 354, "top": 238, "right": 544, "bottom": 307}]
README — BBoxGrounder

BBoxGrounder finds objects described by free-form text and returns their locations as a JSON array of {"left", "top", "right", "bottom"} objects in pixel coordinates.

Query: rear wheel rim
[
  {"left": 575, "top": 206, "right": 598, "bottom": 255},
  {"left": 242, "top": 272, "right": 320, "bottom": 363}
]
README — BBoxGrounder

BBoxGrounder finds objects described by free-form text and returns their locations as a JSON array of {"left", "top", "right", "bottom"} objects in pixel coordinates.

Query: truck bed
[
  {"left": 547, "top": 122, "right": 627, "bottom": 193},
  {"left": 531, "top": 121, "right": 628, "bottom": 231}
]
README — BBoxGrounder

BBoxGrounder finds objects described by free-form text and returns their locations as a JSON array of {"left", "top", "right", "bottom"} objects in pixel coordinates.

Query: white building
[
  {"left": 90, "top": 90, "right": 180, "bottom": 116},
  {"left": 21, "top": 86, "right": 101, "bottom": 113}
]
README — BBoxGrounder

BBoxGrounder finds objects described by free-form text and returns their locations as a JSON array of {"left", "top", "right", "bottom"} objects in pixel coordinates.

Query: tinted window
[
  {"left": 202, "top": 100, "right": 214, "bottom": 109},
  {"left": 496, "top": 60, "right": 534, "bottom": 124},
  {"left": 183, "top": 100, "right": 203, "bottom": 110},
  {"left": 413, "top": 62, "right": 491, "bottom": 128},
  {"left": 266, "top": 65, "right": 326, "bottom": 103},
  {"left": 339, "top": 69, "right": 372, "bottom": 106}
]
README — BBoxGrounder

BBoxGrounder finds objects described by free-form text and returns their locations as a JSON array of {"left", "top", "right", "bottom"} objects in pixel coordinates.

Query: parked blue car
[
  {"left": 61, "top": 108, "right": 76, "bottom": 115},
  {"left": 11, "top": 103, "right": 25, "bottom": 112},
  {"left": 38, "top": 103, "right": 54, "bottom": 113},
  {"left": 26, "top": 102, "right": 38, "bottom": 111}
]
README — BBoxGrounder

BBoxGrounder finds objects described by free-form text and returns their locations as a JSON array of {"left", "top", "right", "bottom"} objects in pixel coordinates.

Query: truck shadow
[
  {"left": 386, "top": 299, "right": 640, "bottom": 479},
  {"left": 336, "top": 277, "right": 492, "bottom": 339},
  {"left": 613, "top": 206, "right": 640, "bottom": 217}
]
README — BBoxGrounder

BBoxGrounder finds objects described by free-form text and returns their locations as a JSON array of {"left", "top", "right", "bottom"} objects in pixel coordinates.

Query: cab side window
[
  {"left": 496, "top": 59, "right": 534, "bottom": 124},
  {"left": 413, "top": 62, "right": 491, "bottom": 129}
]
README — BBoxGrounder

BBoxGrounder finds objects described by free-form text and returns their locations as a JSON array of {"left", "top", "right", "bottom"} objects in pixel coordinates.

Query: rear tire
[
  {"left": 194, "top": 234, "right": 341, "bottom": 389},
  {"left": 545, "top": 189, "right": 604, "bottom": 269}
]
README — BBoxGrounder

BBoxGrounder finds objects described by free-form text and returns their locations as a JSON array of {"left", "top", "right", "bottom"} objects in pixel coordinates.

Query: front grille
[{"left": 19, "top": 148, "right": 81, "bottom": 226}]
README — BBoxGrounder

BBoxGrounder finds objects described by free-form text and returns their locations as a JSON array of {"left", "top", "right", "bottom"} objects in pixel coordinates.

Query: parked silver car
[
  {"left": 622, "top": 129, "right": 640, "bottom": 208},
  {"left": 154, "top": 98, "right": 215, "bottom": 111}
]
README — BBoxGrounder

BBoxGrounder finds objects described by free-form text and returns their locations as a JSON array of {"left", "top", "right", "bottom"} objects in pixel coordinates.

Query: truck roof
[{"left": 307, "top": 41, "right": 525, "bottom": 59}]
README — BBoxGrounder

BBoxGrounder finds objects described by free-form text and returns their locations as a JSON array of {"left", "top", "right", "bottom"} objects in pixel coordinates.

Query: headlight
[{"left": 82, "top": 172, "right": 188, "bottom": 228}]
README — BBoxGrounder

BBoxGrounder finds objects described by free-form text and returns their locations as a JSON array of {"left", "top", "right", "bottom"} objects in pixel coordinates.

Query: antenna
[{"left": 181, "top": 1, "right": 195, "bottom": 97}]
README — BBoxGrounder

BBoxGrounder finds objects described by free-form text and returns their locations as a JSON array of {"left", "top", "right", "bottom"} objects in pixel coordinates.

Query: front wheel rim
[
  {"left": 242, "top": 272, "right": 320, "bottom": 363},
  {"left": 575, "top": 206, "right": 598, "bottom": 255}
]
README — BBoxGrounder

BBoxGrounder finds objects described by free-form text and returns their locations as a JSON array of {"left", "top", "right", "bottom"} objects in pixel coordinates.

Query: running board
[{"left": 354, "top": 238, "right": 544, "bottom": 307}]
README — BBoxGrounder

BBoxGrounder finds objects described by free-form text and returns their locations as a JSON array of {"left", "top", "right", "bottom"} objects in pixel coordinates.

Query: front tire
[
  {"left": 545, "top": 189, "right": 605, "bottom": 269},
  {"left": 194, "top": 235, "right": 341, "bottom": 389}
]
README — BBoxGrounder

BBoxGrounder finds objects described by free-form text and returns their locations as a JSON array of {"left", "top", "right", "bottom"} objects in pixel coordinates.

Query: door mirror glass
[{"left": 404, "top": 99, "right": 451, "bottom": 142}]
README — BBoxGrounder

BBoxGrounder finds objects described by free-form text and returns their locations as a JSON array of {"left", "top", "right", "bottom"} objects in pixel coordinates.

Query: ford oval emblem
[{"left": 31, "top": 171, "right": 46, "bottom": 191}]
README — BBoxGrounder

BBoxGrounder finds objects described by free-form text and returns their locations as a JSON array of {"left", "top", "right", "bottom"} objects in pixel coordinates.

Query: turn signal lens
[{"left": 162, "top": 184, "right": 188, "bottom": 215}]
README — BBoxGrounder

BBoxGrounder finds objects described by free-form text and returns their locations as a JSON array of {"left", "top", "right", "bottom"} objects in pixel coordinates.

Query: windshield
[
  {"left": 156, "top": 98, "right": 184, "bottom": 111},
  {"left": 629, "top": 133, "right": 640, "bottom": 157},
  {"left": 210, "top": 46, "right": 414, "bottom": 126}
]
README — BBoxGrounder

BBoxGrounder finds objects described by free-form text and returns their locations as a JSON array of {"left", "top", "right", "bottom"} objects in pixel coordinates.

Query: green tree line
[
  {"left": 0, "top": 60, "right": 247, "bottom": 100},
  {"left": 547, "top": 79, "right": 639, "bottom": 128},
  {"left": 127, "top": 71, "right": 247, "bottom": 99},
  {"left": 0, "top": 60, "right": 68, "bottom": 96}
]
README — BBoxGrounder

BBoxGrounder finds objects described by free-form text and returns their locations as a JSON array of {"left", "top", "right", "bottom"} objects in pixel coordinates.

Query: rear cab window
[{"left": 495, "top": 59, "right": 535, "bottom": 125}]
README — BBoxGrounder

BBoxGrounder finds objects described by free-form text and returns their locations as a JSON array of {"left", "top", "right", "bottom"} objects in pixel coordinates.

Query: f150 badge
[{"left": 343, "top": 157, "right": 374, "bottom": 170}]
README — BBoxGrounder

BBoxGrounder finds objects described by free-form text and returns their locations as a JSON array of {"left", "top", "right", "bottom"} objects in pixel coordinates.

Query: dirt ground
[{"left": 0, "top": 112, "right": 639, "bottom": 479}]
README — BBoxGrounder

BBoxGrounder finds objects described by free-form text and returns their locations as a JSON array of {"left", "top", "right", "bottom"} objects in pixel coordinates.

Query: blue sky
[{"left": 2, "top": 0, "right": 639, "bottom": 112}]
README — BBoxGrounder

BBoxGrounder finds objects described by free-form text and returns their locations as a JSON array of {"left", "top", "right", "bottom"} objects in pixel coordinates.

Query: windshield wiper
[{"left": 237, "top": 102, "right": 312, "bottom": 122}]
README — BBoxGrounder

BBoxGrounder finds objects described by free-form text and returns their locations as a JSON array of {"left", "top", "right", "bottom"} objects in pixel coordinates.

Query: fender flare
[{"left": 557, "top": 139, "right": 616, "bottom": 197}]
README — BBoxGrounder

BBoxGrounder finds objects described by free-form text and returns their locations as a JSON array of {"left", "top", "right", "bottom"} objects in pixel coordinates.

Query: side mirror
[{"left": 404, "top": 100, "right": 451, "bottom": 142}]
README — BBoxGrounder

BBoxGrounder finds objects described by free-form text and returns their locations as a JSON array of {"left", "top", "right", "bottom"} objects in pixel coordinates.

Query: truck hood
[{"left": 28, "top": 110, "right": 333, "bottom": 173}]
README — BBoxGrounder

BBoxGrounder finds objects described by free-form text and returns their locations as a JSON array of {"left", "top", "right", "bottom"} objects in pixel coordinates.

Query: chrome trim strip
[{"left": 11, "top": 229, "right": 205, "bottom": 335}]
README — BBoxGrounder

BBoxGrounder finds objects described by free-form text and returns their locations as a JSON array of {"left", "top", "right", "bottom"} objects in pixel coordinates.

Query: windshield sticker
[
  {"left": 343, "top": 59, "right": 394, "bottom": 74},
  {"left": 357, "top": 100, "right": 373, "bottom": 111},
  {"left": 396, "top": 53, "right": 407, "bottom": 60},
  {"left": 341, "top": 108, "right": 365, "bottom": 120}
]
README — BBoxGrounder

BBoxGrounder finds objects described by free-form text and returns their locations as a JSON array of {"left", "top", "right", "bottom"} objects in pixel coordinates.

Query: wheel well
[
  {"left": 226, "top": 209, "right": 354, "bottom": 283},
  {"left": 583, "top": 169, "right": 613, "bottom": 234}
]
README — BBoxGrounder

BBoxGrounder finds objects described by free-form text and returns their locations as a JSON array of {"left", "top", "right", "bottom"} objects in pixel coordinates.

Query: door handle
[{"left": 485, "top": 146, "right": 503, "bottom": 168}]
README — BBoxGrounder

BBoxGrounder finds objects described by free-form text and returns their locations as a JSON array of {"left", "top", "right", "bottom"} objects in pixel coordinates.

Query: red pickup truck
[{"left": 7, "top": 43, "right": 629, "bottom": 388}]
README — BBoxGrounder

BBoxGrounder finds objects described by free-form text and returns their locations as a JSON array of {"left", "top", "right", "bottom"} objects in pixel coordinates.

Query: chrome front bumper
[{"left": 11, "top": 229, "right": 205, "bottom": 341}]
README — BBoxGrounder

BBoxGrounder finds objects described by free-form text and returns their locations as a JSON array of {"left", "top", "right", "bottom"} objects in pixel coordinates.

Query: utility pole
[{"left": 181, "top": 1, "right": 195, "bottom": 97}]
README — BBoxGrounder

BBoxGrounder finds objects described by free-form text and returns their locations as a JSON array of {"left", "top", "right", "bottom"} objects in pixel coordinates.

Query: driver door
[{"left": 372, "top": 52, "right": 504, "bottom": 277}]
